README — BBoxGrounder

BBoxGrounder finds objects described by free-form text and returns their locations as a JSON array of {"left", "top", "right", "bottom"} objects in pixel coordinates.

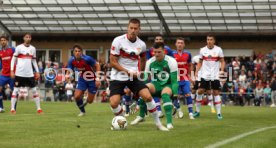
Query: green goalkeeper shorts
[{"left": 150, "top": 82, "right": 172, "bottom": 97}]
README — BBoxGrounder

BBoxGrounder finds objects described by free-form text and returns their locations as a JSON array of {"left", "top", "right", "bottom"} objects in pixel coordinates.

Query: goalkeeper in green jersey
[{"left": 131, "top": 42, "right": 179, "bottom": 129}]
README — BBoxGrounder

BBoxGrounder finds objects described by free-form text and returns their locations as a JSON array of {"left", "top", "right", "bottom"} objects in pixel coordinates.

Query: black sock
[{"left": 76, "top": 99, "right": 85, "bottom": 113}]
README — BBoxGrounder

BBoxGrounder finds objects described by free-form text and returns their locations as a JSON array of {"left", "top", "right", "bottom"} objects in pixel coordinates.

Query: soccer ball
[{"left": 111, "top": 116, "right": 127, "bottom": 130}]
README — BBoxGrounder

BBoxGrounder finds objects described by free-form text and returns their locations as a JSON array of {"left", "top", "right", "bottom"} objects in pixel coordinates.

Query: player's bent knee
[
  {"left": 87, "top": 93, "right": 95, "bottom": 104},
  {"left": 139, "top": 88, "right": 152, "bottom": 102},
  {"left": 110, "top": 95, "right": 121, "bottom": 108}
]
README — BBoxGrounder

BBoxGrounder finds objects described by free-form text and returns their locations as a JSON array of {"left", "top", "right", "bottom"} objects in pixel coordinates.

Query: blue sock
[
  {"left": 154, "top": 97, "right": 161, "bottom": 111},
  {"left": 124, "top": 95, "right": 131, "bottom": 114},
  {"left": 173, "top": 98, "right": 180, "bottom": 109},
  {"left": 76, "top": 99, "right": 85, "bottom": 113},
  {"left": 0, "top": 94, "right": 3, "bottom": 109},
  {"left": 187, "top": 96, "right": 193, "bottom": 113}
]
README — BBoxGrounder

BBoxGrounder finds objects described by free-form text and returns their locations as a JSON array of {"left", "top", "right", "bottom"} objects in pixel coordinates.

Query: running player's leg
[
  {"left": 161, "top": 87, "right": 173, "bottom": 129},
  {"left": 173, "top": 85, "right": 181, "bottom": 117},
  {"left": 109, "top": 81, "right": 126, "bottom": 116},
  {"left": 131, "top": 83, "right": 156, "bottom": 125},
  {"left": 75, "top": 79, "right": 87, "bottom": 116},
  {"left": 182, "top": 81, "right": 194, "bottom": 119},
  {"left": 130, "top": 81, "right": 168, "bottom": 131},
  {"left": 154, "top": 96, "right": 163, "bottom": 118},
  {"left": 123, "top": 88, "right": 132, "bottom": 116},
  {"left": 86, "top": 80, "right": 97, "bottom": 104},
  {"left": 0, "top": 76, "right": 8, "bottom": 112}
]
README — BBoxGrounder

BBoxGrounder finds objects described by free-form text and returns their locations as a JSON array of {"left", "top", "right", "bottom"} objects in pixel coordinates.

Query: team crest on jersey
[
  {"left": 137, "top": 48, "right": 141, "bottom": 53},
  {"left": 111, "top": 46, "right": 115, "bottom": 51}
]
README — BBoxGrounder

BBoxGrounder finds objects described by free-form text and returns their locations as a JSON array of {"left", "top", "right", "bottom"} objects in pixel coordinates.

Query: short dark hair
[
  {"left": 207, "top": 34, "right": 216, "bottom": 40},
  {"left": 23, "top": 33, "right": 32, "bottom": 37},
  {"left": 176, "top": 37, "right": 185, "bottom": 42},
  {"left": 0, "top": 35, "right": 8, "bottom": 40},
  {"left": 153, "top": 42, "right": 164, "bottom": 50},
  {"left": 155, "top": 34, "right": 163, "bottom": 39},
  {"left": 128, "top": 18, "right": 140, "bottom": 26},
  {"left": 72, "top": 44, "right": 83, "bottom": 51}
]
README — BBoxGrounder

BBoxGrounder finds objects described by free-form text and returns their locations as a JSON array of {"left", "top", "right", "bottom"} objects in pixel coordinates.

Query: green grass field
[{"left": 0, "top": 101, "right": 276, "bottom": 148}]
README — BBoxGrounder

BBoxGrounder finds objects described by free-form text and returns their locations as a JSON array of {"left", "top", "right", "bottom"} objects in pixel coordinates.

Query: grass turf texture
[{"left": 0, "top": 101, "right": 276, "bottom": 148}]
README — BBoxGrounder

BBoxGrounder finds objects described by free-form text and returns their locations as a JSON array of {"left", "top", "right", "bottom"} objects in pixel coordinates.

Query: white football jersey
[
  {"left": 13, "top": 44, "right": 37, "bottom": 77},
  {"left": 110, "top": 34, "right": 147, "bottom": 81},
  {"left": 199, "top": 45, "right": 224, "bottom": 80},
  {"left": 192, "top": 55, "right": 202, "bottom": 81}
]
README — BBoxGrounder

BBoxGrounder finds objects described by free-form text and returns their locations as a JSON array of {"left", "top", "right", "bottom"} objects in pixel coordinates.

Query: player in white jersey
[
  {"left": 10, "top": 33, "right": 42, "bottom": 114},
  {"left": 193, "top": 35, "right": 225, "bottom": 119},
  {"left": 192, "top": 55, "right": 216, "bottom": 114},
  {"left": 109, "top": 18, "right": 168, "bottom": 131}
]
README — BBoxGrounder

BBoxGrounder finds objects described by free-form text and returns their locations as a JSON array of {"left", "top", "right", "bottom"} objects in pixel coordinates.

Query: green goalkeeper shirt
[{"left": 145, "top": 55, "right": 179, "bottom": 95}]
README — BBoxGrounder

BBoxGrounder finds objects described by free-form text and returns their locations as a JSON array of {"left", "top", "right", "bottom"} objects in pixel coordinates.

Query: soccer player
[
  {"left": 67, "top": 44, "right": 101, "bottom": 116},
  {"left": 145, "top": 35, "right": 174, "bottom": 118},
  {"left": 122, "top": 87, "right": 132, "bottom": 117},
  {"left": 10, "top": 33, "right": 42, "bottom": 114},
  {"left": 146, "top": 35, "right": 174, "bottom": 59},
  {"left": 0, "top": 35, "right": 15, "bottom": 112},
  {"left": 172, "top": 37, "right": 194, "bottom": 119},
  {"left": 192, "top": 55, "right": 216, "bottom": 114},
  {"left": 131, "top": 42, "right": 178, "bottom": 129},
  {"left": 109, "top": 18, "right": 168, "bottom": 131},
  {"left": 193, "top": 35, "right": 225, "bottom": 119}
]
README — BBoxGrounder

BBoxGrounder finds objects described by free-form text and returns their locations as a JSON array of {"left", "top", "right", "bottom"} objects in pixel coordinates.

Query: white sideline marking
[
  {"left": 0, "top": 112, "right": 75, "bottom": 117},
  {"left": 205, "top": 126, "right": 276, "bottom": 148}
]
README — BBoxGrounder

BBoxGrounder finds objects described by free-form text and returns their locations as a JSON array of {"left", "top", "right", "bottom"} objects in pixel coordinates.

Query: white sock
[
  {"left": 196, "top": 94, "right": 203, "bottom": 113},
  {"left": 191, "top": 93, "right": 195, "bottom": 100},
  {"left": 146, "top": 99, "right": 161, "bottom": 126},
  {"left": 11, "top": 98, "right": 17, "bottom": 111},
  {"left": 32, "top": 87, "right": 41, "bottom": 110},
  {"left": 11, "top": 87, "right": 19, "bottom": 111},
  {"left": 111, "top": 105, "right": 124, "bottom": 116},
  {"left": 214, "top": 95, "right": 222, "bottom": 115},
  {"left": 34, "top": 97, "right": 41, "bottom": 110},
  {"left": 208, "top": 95, "right": 214, "bottom": 110}
]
